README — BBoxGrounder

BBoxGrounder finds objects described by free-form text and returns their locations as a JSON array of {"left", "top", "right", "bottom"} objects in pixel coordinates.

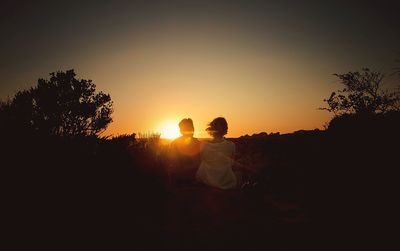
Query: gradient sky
[{"left": 1, "top": 0, "right": 399, "bottom": 137}]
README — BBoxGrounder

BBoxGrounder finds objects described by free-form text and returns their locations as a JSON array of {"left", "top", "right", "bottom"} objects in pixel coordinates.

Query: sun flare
[{"left": 159, "top": 122, "right": 181, "bottom": 139}]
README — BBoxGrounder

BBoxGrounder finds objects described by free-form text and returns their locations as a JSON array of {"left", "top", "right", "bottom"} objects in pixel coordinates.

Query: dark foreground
[{"left": 3, "top": 114, "right": 399, "bottom": 250}]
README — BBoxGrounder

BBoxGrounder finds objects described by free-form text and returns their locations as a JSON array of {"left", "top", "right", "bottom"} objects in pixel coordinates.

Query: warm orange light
[{"left": 159, "top": 122, "right": 181, "bottom": 139}]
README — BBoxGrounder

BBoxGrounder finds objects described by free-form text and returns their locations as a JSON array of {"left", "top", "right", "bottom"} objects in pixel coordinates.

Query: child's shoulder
[{"left": 223, "top": 139, "right": 235, "bottom": 150}]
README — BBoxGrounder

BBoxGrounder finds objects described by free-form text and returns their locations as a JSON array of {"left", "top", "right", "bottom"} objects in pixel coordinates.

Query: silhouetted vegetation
[
  {"left": 321, "top": 68, "right": 400, "bottom": 116},
  {"left": 0, "top": 69, "right": 113, "bottom": 137}
]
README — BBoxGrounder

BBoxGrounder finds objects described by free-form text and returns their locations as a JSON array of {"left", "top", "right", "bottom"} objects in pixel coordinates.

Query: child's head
[
  {"left": 206, "top": 117, "right": 228, "bottom": 138},
  {"left": 179, "top": 118, "right": 194, "bottom": 136}
]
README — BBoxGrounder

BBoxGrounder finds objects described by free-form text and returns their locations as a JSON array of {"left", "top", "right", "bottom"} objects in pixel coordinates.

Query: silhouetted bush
[
  {"left": 327, "top": 110, "right": 400, "bottom": 136},
  {"left": 0, "top": 69, "right": 113, "bottom": 137},
  {"left": 321, "top": 68, "right": 400, "bottom": 115}
]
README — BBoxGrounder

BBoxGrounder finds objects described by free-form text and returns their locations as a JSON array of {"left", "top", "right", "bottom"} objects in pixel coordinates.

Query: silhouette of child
[
  {"left": 168, "top": 118, "right": 202, "bottom": 187},
  {"left": 196, "top": 117, "right": 238, "bottom": 189}
]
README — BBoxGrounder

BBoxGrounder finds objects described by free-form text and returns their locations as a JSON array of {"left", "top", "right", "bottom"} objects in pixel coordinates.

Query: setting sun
[{"left": 159, "top": 122, "right": 181, "bottom": 139}]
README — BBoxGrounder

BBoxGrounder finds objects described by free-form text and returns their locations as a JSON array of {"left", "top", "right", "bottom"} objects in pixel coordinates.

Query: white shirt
[{"left": 196, "top": 139, "right": 237, "bottom": 189}]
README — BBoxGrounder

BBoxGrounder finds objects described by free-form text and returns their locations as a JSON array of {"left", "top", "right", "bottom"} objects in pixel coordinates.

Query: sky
[{"left": 1, "top": 0, "right": 399, "bottom": 138}]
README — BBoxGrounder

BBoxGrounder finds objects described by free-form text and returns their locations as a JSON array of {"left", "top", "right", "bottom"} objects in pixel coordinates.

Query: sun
[{"left": 159, "top": 122, "right": 181, "bottom": 139}]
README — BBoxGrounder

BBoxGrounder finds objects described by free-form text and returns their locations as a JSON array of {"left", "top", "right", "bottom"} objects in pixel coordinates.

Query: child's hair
[
  {"left": 206, "top": 117, "right": 228, "bottom": 138},
  {"left": 179, "top": 118, "right": 194, "bottom": 135}
]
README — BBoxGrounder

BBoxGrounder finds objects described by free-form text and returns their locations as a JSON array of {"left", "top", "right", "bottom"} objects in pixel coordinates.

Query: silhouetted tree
[
  {"left": 0, "top": 69, "right": 113, "bottom": 137},
  {"left": 320, "top": 68, "right": 400, "bottom": 115}
]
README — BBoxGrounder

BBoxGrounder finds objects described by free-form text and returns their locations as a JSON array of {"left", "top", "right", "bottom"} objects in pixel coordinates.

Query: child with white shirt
[{"left": 196, "top": 117, "right": 238, "bottom": 189}]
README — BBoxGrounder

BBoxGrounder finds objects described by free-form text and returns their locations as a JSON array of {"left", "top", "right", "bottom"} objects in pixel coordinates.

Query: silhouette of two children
[{"left": 168, "top": 117, "right": 239, "bottom": 190}]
